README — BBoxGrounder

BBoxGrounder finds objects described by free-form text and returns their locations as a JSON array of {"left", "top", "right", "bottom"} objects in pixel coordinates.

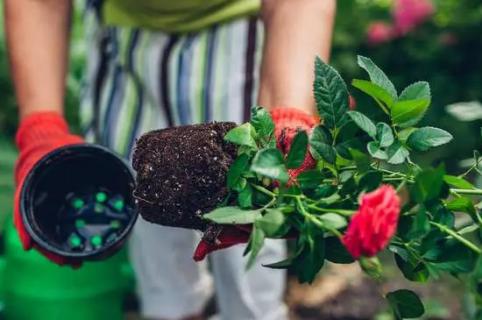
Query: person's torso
[{"left": 102, "top": 0, "right": 260, "bottom": 33}]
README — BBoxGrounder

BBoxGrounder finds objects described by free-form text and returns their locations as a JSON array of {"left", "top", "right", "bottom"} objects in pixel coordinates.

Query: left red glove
[
  {"left": 14, "top": 111, "right": 84, "bottom": 266},
  {"left": 193, "top": 107, "right": 318, "bottom": 261}
]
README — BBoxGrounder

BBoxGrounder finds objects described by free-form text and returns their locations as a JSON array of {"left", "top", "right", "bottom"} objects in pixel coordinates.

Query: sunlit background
[{"left": 0, "top": 0, "right": 481, "bottom": 319}]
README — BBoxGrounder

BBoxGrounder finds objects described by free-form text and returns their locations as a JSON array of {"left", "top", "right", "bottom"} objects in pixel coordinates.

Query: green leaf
[
  {"left": 386, "top": 141, "right": 409, "bottom": 165},
  {"left": 387, "top": 289, "right": 425, "bottom": 320},
  {"left": 310, "top": 125, "right": 336, "bottom": 164},
  {"left": 407, "top": 208, "right": 430, "bottom": 239},
  {"left": 352, "top": 79, "right": 395, "bottom": 108},
  {"left": 286, "top": 131, "right": 308, "bottom": 169},
  {"left": 251, "top": 148, "right": 289, "bottom": 183},
  {"left": 263, "top": 257, "right": 294, "bottom": 269},
  {"left": 393, "top": 252, "right": 430, "bottom": 282},
  {"left": 397, "top": 127, "right": 417, "bottom": 143},
  {"left": 250, "top": 106, "right": 275, "bottom": 140},
  {"left": 411, "top": 166, "right": 445, "bottom": 203},
  {"left": 312, "top": 185, "right": 338, "bottom": 199},
  {"left": 347, "top": 111, "right": 376, "bottom": 138},
  {"left": 376, "top": 122, "right": 395, "bottom": 147},
  {"left": 237, "top": 184, "right": 253, "bottom": 208},
  {"left": 293, "top": 223, "right": 325, "bottom": 283},
  {"left": 446, "top": 197, "right": 476, "bottom": 216},
  {"left": 224, "top": 123, "right": 257, "bottom": 148},
  {"left": 391, "top": 99, "right": 430, "bottom": 128},
  {"left": 350, "top": 148, "right": 372, "bottom": 173},
  {"left": 406, "top": 127, "right": 453, "bottom": 151},
  {"left": 367, "top": 141, "right": 388, "bottom": 160},
  {"left": 256, "top": 209, "right": 288, "bottom": 238},
  {"left": 204, "top": 206, "right": 261, "bottom": 224},
  {"left": 325, "top": 237, "right": 354, "bottom": 264},
  {"left": 297, "top": 170, "right": 324, "bottom": 190},
  {"left": 359, "top": 171, "right": 383, "bottom": 192},
  {"left": 246, "top": 225, "right": 265, "bottom": 269},
  {"left": 443, "top": 175, "right": 475, "bottom": 190},
  {"left": 336, "top": 137, "right": 362, "bottom": 160},
  {"left": 319, "top": 213, "right": 347, "bottom": 229},
  {"left": 313, "top": 56, "right": 349, "bottom": 130},
  {"left": 399, "top": 81, "right": 431, "bottom": 102},
  {"left": 227, "top": 154, "right": 250, "bottom": 190},
  {"left": 390, "top": 244, "right": 430, "bottom": 282},
  {"left": 446, "top": 101, "right": 482, "bottom": 122},
  {"left": 357, "top": 56, "right": 397, "bottom": 99},
  {"left": 423, "top": 240, "right": 476, "bottom": 273}
]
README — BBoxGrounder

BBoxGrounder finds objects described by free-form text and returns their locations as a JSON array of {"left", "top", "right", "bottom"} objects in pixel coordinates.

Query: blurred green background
[
  {"left": 1, "top": 0, "right": 481, "bottom": 167},
  {"left": 0, "top": 0, "right": 481, "bottom": 318}
]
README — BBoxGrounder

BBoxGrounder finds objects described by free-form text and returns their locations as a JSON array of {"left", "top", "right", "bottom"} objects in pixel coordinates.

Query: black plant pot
[{"left": 20, "top": 143, "right": 137, "bottom": 261}]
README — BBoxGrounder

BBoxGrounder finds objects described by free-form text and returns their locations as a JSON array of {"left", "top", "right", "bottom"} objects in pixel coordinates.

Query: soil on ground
[{"left": 132, "top": 122, "right": 237, "bottom": 230}]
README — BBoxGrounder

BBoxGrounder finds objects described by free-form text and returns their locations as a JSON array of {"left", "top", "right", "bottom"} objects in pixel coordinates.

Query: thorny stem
[{"left": 429, "top": 221, "right": 482, "bottom": 254}]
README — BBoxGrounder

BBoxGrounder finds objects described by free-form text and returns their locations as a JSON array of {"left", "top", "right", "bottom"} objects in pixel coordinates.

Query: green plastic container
[{"left": 0, "top": 218, "right": 134, "bottom": 320}]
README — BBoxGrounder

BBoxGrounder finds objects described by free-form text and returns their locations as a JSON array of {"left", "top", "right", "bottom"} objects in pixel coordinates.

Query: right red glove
[
  {"left": 270, "top": 107, "right": 318, "bottom": 180},
  {"left": 14, "top": 111, "right": 84, "bottom": 266},
  {"left": 192, "top": 107, "right": 319, "bottom": 261}
]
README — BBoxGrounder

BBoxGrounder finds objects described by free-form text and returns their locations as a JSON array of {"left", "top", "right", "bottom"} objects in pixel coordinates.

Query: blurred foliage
[
  {"left": 0, "top": 0, "right": 481, "bottom": 171},
  {"left": 333, "top": 0, "right": 482, "bottom": 172},
  {"left": 0, "top": 137, "right": 16, "bottom": 229}
]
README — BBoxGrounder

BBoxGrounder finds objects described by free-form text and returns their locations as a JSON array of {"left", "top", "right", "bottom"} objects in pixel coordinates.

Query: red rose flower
[{"left": 342, "top": 185, "right": 401, "bottom": 259}]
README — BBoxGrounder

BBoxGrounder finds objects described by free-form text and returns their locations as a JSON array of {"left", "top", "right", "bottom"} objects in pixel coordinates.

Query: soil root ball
[{"left": 132, "top": 122, "right": 237, "bottom": 230}]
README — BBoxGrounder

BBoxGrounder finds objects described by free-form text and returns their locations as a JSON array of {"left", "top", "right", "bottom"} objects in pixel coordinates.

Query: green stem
[
  {"left": 396, "top": 179, "right": 407, "bottom": 192},
  {"left": 251, "top": 184, "right": 276, "bottom": 198},
  {"left": 262, "top": 197, "right": 277, "bottom": 210},
  {"left": 429, "top": 221, "right": 482, "bottom": 254},
  {"left": 374, "top": 98, "right": 390, "bottom": 115},
  {"left": 450, "top": 188, "right": 482, "bottom": 196},
  {"left": 307, "top": 204, "right": 355, "bottom": 217},
  {"left": 296, "top": 198, "right": 342, "bottom": 238}
]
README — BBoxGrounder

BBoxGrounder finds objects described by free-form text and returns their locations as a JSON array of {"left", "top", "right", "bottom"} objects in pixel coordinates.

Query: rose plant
[{"left": 203, "top": 55, "right": 482, "bottom": 319}]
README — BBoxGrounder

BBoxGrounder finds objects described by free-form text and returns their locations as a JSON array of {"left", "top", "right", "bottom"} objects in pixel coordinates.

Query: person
[{"left": 5, "top": 0, "right": 336, "bottom": 319}]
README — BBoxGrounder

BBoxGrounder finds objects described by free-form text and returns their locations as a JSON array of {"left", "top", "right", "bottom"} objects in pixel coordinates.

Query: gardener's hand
[
  {"left": 271, "top": 107, "right": 318, "bottom": 180},
  {"left": 14, "top": 111, "right": 83, "bottom": 266},
  {"left": 193, "top": 226, "right": 251, "bottom": 261}
]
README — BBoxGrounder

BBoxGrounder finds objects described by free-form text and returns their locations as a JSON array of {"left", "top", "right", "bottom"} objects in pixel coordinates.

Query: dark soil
[{"left": 132, "top": 122, "right": 237, "bottom": 230}]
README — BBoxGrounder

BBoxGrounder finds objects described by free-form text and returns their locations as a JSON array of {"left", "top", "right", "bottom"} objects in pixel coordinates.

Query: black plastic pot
[{"left": 20, "top": 143, "right": 137, "bottom": 261}]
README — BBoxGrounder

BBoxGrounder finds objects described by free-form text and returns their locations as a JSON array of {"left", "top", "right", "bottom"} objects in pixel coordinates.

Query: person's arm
[
  {"left": 4, "top": 0, "right": 72, "bottom": 119},
  {"left": 258, "top": 0, "right": 336, "bottom": 115},
  {"left": 5, "top": 0, "right": 84, "bottom": 266}
]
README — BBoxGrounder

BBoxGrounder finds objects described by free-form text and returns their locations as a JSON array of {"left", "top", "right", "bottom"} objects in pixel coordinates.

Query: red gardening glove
[
  {"left": 192, "top": 107, "right": 318, "bottom": 261},
  {"left": 193, "top": 226, "right": 251, "bottom": 261},
  {"left": 14, "top": 111, "right": 84, "bottom": 266},
  {"left": 271, "top": 107, "right": 318, "bottom": 180}
]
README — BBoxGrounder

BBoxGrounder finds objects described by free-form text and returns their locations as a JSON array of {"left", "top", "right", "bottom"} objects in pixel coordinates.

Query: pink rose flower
[
  {"left": 393, "top": 0, "right": 435, "bottom": 35},
  {"left": 367, "top": 21, "right": 395, "bottom": 45}
]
